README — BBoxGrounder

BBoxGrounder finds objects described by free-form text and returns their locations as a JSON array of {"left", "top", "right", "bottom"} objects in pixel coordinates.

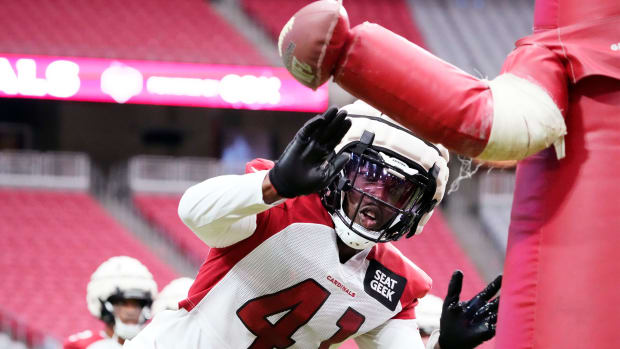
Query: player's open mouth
[{"left": 359, "top": 205, "right": 382, "bottom": 230}]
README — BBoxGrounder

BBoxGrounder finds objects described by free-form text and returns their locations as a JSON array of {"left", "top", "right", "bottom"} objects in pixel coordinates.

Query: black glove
[
  {"left": 438, "top": 270, "right": 502, "bottom": 349},
  {"left": 269, "top": 107, "right": 352, "bottom": 198}
]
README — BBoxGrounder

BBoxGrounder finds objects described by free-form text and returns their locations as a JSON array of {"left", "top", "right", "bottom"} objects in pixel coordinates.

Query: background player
[
  {"left": 151, "top": 277, "right": 194, "bottom": 318},
  {"left": 415, "top": 294, "right": 442, "bottom": 345},
  {"left": 64, "top": 256, "right": 157, "bottom": 349}
]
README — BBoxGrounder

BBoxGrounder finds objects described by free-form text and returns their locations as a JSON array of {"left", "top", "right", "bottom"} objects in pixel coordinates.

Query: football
[{"left": 278, "top": 0, "right": 351, "bottom": 90}]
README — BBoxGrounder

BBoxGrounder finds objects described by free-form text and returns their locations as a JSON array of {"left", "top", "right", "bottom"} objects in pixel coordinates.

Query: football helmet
[
  {"left": 152, "top": 277, "right": 194, "bottom": 317},
  {"left": 86, "top": 256, "right": 157, "bottom": 339},
  {"left": 321, "top": 100, "right": 449, "bottom": 249},
  {"left": 416, "top": 294, "right": 443, "bottom": 336}
]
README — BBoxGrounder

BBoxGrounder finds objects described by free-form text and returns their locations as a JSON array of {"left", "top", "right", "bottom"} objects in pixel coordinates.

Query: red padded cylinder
[{"left": 333, "top": 23, "right": 493, "bottom": 158}]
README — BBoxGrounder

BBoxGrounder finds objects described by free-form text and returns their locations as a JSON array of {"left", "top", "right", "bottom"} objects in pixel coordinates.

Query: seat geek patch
[{"left": 363, "top": 259, "right": 407, "bottom": 311}]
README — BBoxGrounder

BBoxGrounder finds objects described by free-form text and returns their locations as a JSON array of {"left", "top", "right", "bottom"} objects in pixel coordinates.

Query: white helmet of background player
[
  {"left": 87, "top": 256, "right": 158, "bottom": 340},
  {"left": 151, "top": 277, "right": 194, "bottom": 317},
  {"left": 321, "top": 100, "right": 449, "bottom": 249},
  {"left": 416, "top": 294, "right": 443, "bottom": 336}
]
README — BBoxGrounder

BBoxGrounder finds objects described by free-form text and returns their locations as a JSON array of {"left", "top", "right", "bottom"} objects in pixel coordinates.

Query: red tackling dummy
[
  {"left": 280, "top": 1, "right": 620, "bottom": 348},
  {"left": 278, "top": 0, "right": 496, "bottom": 157}
]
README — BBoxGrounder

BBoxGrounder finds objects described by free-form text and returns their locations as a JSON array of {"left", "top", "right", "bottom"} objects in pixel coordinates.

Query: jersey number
[{"left": 237, "top": 279, "right": 366, "bottom": 349}]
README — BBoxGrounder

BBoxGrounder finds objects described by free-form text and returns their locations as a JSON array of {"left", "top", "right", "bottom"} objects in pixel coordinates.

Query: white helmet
[
  {"left": 151, "top": 277, "right": 194, "bottom": 317},
  {"left": 321, "top": 100, "right": 449, "bottom": 249},
  {"left": 416, "top": 294, "right": 443, "bottom": 335},
  {"left": 86, "top": 256, "right": 157, "bottom": 338}
]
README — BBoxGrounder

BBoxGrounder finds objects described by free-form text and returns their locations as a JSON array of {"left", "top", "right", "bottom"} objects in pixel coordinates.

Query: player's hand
[
  {"left": 269, "top": 107, "right": 351, "bottom": 198},
  {"left": 438, "top": 271, "right": 501, "bottom": 349}
]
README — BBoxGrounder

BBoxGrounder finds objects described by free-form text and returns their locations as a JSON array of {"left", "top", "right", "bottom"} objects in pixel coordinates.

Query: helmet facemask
[
  {"left": 100, "top": 288, "right": 153, "bottom": 340},
  {"left": 322, "top": 132, "right": 439, "bottom": 249}
]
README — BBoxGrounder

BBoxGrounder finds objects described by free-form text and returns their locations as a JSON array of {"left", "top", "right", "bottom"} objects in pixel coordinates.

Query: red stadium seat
[
  {"left": 0, "top": 0, "right": 268, "bottom": 65},
  {"left": 393, "top": 210, "right": 486, "bottom": 299},
  {"left": 0, "top": 188, "right": 177, "bottom": 343},
  {"left": 133, "top": 194, "right": 210, "bottom": 265},
  {"left": 242, "top": 0, "right": 427, "bottom": 48}
]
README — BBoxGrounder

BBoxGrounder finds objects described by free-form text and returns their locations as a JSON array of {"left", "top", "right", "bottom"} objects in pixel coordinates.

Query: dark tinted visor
[{"left": 343, "top": 152, "right": 425, "bottom": 210}]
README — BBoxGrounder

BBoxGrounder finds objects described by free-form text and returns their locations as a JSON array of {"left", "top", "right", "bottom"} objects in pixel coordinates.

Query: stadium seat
[
  {"left": 133, "top": 194, "right": 210, "bottom": 265},
  {"left": 393, "top": 209, "right": 486, "bottom": 299},
  {"left": 0, "top": 0, "right": 268, "bottom": 65},
  {"left": 242, "top": 0, "right": 427, "bottom": 47}
]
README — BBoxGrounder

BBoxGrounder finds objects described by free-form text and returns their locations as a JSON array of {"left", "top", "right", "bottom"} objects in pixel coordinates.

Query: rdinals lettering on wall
[{"left": 0, "top": 53, "right": 328, "bottom": 112}]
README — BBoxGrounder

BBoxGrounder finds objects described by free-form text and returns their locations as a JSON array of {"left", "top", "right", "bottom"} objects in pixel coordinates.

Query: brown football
[{"left": 278, "top": 0, "right": 351, "bottom": 90}]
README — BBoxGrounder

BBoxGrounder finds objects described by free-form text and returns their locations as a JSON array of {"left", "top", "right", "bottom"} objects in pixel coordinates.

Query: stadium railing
[
  {"left": 128, "top": 155, "right": 245, "bottom": 194},
  {"left": 0, "top": 151, "right": 90, "bottom": 190}
]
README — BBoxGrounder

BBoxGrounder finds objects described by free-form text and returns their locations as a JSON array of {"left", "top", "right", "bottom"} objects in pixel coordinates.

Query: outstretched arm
[
  {"left": 178, "top": 170, "right": 278, "bottom": 248},
  {"left": 427, "top": 271, "right": 501, "bottom": 349},
  {"left": 178, "top": 106, "right": 351, "bottom": 248}
]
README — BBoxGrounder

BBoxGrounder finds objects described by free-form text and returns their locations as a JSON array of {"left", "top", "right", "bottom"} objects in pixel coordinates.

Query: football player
[
  {"left": 415, "top": 294, "right": 443, "bottom": 345},
  {"left": 64, "top": 256, "right": 157, "bottom": 349},
  {"left": 151, "top": 277, "right": 194, "bottom": 317},
  {"left": 125, "top": 101, "right": 499, "bottom": 349}
]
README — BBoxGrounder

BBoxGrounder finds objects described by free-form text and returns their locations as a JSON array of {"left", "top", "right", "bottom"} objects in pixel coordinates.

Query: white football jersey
[{"left": 126, "top": 168, "right": 431, "bottom": 349}]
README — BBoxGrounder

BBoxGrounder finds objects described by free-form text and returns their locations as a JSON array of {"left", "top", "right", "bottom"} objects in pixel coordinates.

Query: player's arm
[
  {"left": 178, "top": 169, "right": 279, "bottom": 248},
  {"left": 354, "top": 319, "right": 425, "bottom": 349},
  {"left": 178, "top": 107, "right": 351, "bottom": 248}
]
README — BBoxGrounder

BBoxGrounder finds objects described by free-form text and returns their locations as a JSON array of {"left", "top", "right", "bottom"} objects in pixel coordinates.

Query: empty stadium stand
[
  {"left": 128, "top": 155, "right": 243, "bottom": 267},
  {"left": 0, "top": 0, "right": 268, "bottom": 65},
  {"left": 242, "top": 0, "right": 427, "bottom": 47},
  {"left": 409, "top": 0, "right": 534, "bottom": 77},
  {"left": 133, "top": 193, "right": 210, "bottom": 265},
  {"left": 0, "top": 188, "right": 177, "bottom": 344},
  {"left": 394, "top": 209, "right": 486, "bottom": 299}
]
